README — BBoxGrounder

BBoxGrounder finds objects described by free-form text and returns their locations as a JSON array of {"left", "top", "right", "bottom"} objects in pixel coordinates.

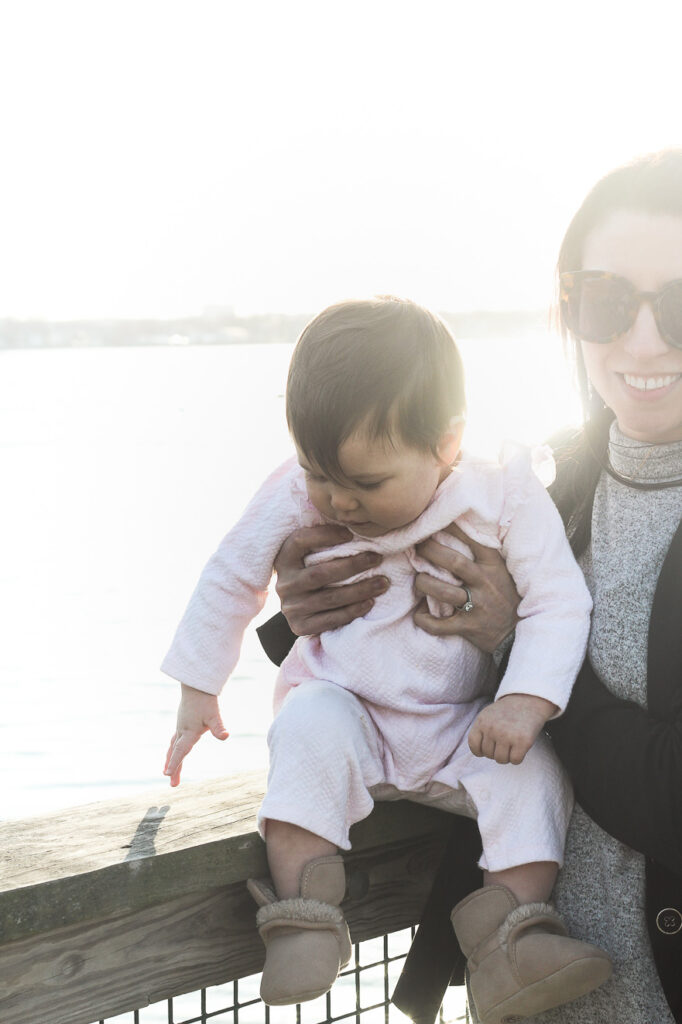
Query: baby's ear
[{"left": 437, "top": 415, "right": 465, "bottom": 465}]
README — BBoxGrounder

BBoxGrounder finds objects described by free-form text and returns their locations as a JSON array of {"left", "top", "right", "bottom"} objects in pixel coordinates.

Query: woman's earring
[{"left": 587, "top": 382, "right": 606, "bottom": 418}]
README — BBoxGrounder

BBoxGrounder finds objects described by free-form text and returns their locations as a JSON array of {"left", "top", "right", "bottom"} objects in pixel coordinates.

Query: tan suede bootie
[
  {"left": 451, "top": 885, "right": 612, "bottom": 1024},
  {"left": 247, "top": 854, "right": 352, "bottom": 1006}
]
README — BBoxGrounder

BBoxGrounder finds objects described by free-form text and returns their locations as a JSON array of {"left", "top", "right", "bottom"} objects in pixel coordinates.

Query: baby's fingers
[
  {"left": 468, "top": 721, "right": 485, "bottom": 758},
  {"left": 471, "top": 732, "right": 512, "bottom": 764},
  {"left": 208, "top": 712, "right": 230, "bottom": 742},
  {"left": 492, "top": 740, "right": 512, "bottom": 765},
  {"left": 164, "top": 730, "right": 201, "bottom": 787},
  {"left": 509, "top": 737, "right": 532, "bottom": 766},
  {"left": 164, "top": 732, "right": 178, "bottom": 775}
]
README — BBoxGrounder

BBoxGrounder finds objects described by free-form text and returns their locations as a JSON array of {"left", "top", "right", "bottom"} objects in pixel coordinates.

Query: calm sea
[{"left": 1, "top": 336, "right": 579, "bottom": 822}]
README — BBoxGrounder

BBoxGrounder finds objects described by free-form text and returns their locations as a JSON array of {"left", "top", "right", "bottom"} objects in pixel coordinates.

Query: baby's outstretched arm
[
  {"left": 164, "top": 683, "right": 229, "bottom": 787},
  {"left": 468, "top": 693, "right": 558, "bottom": 765}
]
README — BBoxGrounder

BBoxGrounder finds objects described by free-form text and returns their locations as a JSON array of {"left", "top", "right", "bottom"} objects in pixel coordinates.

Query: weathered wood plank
[
  {"left": 0, "top": 833, "right": 447, "bottom": 1024},
  {"left": 1, "top": 772, "right": 268, "bottom": 891},
  {"left": 1, "top": 773, "right": 452, "bottom": 945}
]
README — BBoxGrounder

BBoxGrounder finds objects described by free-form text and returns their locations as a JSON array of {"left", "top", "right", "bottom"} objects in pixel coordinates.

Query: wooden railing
[{"left": 0, "top": 771, "right": 454, "bottom": 1024}]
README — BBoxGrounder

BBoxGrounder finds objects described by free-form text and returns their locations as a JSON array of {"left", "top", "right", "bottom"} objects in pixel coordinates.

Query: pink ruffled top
[{"left": 162, "top": 448, "right": 591, "bottom": 788}]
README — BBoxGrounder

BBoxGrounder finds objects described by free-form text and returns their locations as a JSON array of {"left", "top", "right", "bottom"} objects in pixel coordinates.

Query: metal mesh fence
[{"left": 98, "top": 929, "right": 468, "bottom": 1024}]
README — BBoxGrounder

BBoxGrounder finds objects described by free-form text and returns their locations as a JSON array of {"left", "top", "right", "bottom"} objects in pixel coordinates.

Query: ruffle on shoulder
[
  {"left": 497, "top": 442, "right": 556, "bottom": 533},
  {"left": 288, "top": 462, "right": 326, "bottom": 528},
  {"left": 414, "top": 443, "right": 556, "bottom": 619}
]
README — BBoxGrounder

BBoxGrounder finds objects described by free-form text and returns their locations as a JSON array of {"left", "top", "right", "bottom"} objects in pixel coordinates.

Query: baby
[{"left": 162, "top": 297, "right": 611, "bottom": 1023}]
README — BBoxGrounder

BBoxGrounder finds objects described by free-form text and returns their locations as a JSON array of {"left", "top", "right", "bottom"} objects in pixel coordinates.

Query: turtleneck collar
[{"left": 608, "top": 420, "right": 682, "bottom": 484}]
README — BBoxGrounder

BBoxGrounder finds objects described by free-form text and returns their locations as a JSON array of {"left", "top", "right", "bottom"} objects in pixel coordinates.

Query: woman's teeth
[{"left": 624, "top": 373, "right": 680, "bottom": 391}]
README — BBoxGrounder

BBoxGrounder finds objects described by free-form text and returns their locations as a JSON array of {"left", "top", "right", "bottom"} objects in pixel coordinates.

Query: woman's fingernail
[{"left": 372, "top": 575, "right": 389, "bottom": 592}]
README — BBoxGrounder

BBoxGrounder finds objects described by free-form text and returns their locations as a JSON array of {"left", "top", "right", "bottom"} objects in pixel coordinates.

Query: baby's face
[{"left": 297, "top": 431, "right": 451, "bottom": 537}]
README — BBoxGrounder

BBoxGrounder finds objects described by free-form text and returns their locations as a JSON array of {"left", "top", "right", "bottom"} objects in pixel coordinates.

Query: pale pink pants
[{"left": 257, "top": 680, "right": 573, "bottom": 872}]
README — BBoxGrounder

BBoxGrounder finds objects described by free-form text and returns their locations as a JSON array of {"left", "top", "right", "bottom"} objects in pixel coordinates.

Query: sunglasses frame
[{"left": 559, "top": 269, "right": 682, "bottom": 351}]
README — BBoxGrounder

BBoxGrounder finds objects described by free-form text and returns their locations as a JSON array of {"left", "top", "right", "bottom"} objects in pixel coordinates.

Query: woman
[{"left": 258, "top": 149, "right": 682, "bottom": 1022}]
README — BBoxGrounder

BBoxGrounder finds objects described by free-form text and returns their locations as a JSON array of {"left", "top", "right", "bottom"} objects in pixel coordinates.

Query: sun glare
[{"left": 0, "top": 0, "right": 680, "bottom": 320}]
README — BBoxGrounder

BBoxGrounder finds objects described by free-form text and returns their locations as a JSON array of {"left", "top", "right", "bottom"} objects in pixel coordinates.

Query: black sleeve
[
  {"left": 547, "top": 657, "right": 682, "bottom": 874},
  {"left": 256, "top": 612, "right": 297, "bottom": 667}
]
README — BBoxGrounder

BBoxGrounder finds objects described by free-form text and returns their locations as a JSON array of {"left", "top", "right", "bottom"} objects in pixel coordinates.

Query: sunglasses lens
[
  {"left": 659, "top": 282, "right": 682, "bottom": 349},
  {"left": 565, "top": 274, "right": 634, "bottom": 343}
]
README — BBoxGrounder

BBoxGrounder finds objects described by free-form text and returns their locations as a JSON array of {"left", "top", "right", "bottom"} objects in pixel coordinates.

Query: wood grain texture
[
  {"left": 1, "top": 772, "right": 451, "bottom": 945},
  {"left": 0, "top": 772, "right": 452, "bottom": 1024}
]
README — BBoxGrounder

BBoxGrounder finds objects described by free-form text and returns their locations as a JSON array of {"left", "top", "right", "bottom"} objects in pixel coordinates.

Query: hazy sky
[{"left": 1, "top": 0, "right": 680, "bottom": 319}]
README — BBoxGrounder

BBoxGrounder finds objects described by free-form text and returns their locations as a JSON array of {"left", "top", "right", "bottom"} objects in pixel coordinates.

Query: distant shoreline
[{"left": 0, "top": 309, "right": 549, "bottom": 350}]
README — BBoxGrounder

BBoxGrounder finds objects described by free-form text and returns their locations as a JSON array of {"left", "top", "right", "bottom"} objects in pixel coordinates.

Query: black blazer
[{"left": 256, "top": 509, "right": 682, "bottom": 1024}]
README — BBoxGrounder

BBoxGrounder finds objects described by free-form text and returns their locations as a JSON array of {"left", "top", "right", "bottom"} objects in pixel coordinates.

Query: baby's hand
[
  {"left": 164, "top": 684, "right": 229, "bottom": 787},
  {"left": 468, "top": 694, "right": 557, "bottom": 765}
]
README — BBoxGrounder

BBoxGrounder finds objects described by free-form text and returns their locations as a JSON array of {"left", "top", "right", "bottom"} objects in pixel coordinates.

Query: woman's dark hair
[
  {"left": 551, "top": 148, "right": 682, "bottom": 553},
  {"left": 286, "top": 296, "right": 466, "bottom": 482}
]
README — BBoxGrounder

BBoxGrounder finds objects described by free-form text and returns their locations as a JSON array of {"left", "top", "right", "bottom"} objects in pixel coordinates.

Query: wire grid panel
[{"left": 97, "top": 930, "right": 468, "bottom": 1024}]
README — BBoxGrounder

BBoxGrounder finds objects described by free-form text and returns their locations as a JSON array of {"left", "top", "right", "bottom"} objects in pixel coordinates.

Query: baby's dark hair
[{"left": 286, "top": 296, "right": 466, "bottom": 481}]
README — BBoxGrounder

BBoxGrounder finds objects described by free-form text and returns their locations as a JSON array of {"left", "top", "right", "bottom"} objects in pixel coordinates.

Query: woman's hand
[
  {"left": 164, "top": 684, "right": 229, "bottom": 787},
  {"left": 413, "top": 523, "right": 520, "bottom": 653},
  {"left": 273, "top": 524, "right": 389, "bottom": 636}
]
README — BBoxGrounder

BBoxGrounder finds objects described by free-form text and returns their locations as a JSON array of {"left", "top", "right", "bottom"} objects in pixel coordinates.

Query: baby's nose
[{"left": 329, "top": 488, "right": 359, "bottom": 511}]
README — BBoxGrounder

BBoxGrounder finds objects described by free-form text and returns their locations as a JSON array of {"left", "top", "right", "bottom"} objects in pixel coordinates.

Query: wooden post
[{"left": 0, "top": 771, "right": 452, "bottom": 1024}]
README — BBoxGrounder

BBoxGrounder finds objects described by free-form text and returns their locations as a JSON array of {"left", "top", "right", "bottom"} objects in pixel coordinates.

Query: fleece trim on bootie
[
  {"left": 497, "top": 901, "right": 565, "bottom": 948},
  {"left": 451, "top": 884, "right": 612, "bottom": 1024},
  {"left": 256, "top": 897, "right": 346, "bottom": 929},
  {"left": 247, "top": 856, "right": 352, "bottom": 1006}
]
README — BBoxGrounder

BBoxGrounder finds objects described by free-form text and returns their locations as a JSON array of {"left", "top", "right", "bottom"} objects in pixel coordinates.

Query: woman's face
[{"left": 580, "top": 210, "right": 682, "bottom": 444}]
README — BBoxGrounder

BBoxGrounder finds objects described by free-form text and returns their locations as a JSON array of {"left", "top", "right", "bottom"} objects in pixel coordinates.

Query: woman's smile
[{"left": 619, "top": 372, "right": 682, "bottom": 399}]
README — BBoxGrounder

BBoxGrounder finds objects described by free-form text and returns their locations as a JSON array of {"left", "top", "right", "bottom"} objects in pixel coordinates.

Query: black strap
[{"left": 391, "top": 817, "right": 482, "bottom": 1024}]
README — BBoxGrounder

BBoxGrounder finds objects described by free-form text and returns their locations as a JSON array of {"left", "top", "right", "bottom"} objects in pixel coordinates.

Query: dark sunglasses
[{"left": 560, "top": 270, "right": 682, "bottom": 351}]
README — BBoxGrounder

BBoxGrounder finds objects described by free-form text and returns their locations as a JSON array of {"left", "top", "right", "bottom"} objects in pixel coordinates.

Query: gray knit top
[{"left": 527, "top": 422, "right": 682, "bottom": 1024}]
